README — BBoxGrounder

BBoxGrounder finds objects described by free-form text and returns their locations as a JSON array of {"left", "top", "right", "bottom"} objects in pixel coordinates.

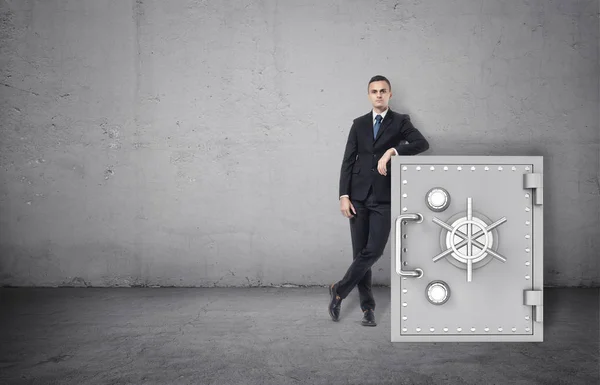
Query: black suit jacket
[{"left": 339, "top": 109, "right": 429, "bottom": 203}]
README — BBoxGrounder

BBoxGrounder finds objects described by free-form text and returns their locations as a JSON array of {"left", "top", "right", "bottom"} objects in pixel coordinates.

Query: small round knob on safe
[
  {"left": 425, "top": 187, "right": 451, "bottom": 212},
  {"left": 425, "top": 280, "right": 451, "bottom": 305}
]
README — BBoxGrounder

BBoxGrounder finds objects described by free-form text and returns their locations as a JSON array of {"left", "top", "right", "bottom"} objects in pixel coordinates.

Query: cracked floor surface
[{"left": 0, "top": 287, "right": 598, "bottom": 385}]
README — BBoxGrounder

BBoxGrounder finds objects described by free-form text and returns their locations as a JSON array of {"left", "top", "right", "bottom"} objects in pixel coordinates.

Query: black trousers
[{"left": 335, "top": 187, "right": 391, "bottom": 311}]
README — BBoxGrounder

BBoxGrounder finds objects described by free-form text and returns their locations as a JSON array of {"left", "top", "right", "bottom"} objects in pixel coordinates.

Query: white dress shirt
[{"left": 373, "top": 108, "right": 389, "bottom": 126}]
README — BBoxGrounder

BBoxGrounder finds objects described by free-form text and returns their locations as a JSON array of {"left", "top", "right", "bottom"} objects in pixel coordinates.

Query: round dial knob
[
  {"left": 426, "top": 281, "right": 450, "bottom": 305},
  {"left": 426, "top": 188, "right": 450, "bottom": 212}
]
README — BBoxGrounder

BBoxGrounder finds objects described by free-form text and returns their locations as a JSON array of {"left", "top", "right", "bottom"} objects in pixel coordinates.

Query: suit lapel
[
  {"left": 359, "top": 112, "right": 374, "bottom": 151},
  {"left": 373, "top": 108, "right": 394, "bottom": 145}
]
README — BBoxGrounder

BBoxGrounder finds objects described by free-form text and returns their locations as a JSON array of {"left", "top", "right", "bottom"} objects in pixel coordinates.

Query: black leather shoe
[
  {"left": 362, "top": 309, "right": 376, "bottom": 326},
  {"left": 328, "top": 284, "right": 342, "bottom": 321}
]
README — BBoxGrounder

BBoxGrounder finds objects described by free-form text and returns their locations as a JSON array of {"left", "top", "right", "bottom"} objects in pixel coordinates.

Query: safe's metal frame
[{"left": 391, "top": 156, "right": 543, "bottom": 342}]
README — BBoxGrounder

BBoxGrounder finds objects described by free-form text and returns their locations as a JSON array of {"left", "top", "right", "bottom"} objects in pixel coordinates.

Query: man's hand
[
  {"left": 377, "top": 149, "right": 394, "bottom": 176},
  {"left": 340, "top": 196, "right": 356, "bottom": 218}
]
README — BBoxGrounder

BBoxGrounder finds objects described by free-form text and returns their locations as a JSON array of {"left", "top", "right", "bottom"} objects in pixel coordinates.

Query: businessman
[{"left": 329, "top": 75, "right": 429, "bottom": 326}]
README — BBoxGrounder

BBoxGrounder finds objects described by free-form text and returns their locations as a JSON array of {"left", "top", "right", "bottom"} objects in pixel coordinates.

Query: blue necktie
[{"left": 373, "top": 114, "right": 382, "bottom": 139}]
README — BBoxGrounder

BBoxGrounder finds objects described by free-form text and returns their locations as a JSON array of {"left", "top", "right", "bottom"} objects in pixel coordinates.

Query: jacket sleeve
[
  {"left": 339, "top": 121, "right": 358, "bottom": 198},
  {"left": 393, "top": 114, "right": 430, "bottom": 155}
]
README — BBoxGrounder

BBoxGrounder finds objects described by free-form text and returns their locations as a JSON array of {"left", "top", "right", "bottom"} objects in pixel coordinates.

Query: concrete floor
[{"left": 0, "top": 287, "right": 597, "bottom": 385}]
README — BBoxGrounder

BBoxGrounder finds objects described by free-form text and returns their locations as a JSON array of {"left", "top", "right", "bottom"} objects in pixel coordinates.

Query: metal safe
[{"left": 390, "top": 156, "right": 543, "bottom": 342}]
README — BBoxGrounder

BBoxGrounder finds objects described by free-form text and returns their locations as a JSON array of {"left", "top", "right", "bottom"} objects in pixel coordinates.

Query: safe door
[{"left": 390, "top": 156, "right": 543, "bottom": 342}]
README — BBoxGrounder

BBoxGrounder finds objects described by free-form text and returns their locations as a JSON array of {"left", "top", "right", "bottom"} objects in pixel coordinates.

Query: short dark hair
[{"left": 368, "top": 75, "right": 391, "bottom": 91}]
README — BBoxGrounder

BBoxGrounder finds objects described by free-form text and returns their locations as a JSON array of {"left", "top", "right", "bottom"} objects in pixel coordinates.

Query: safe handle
[{"left": 395, "top": 214, "right": 424, "bottom": 278}]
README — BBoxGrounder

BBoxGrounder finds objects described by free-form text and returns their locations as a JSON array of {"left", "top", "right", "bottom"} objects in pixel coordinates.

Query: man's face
[{"left": 368, "top": 80, "right": 392, "bottom": 110}]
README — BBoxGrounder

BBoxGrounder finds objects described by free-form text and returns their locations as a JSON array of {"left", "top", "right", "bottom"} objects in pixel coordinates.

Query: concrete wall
[{"left": 0, "top": 0, "right": 598, "bottom": 287}]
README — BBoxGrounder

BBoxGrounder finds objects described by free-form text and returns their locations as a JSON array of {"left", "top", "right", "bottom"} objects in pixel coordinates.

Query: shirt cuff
[{"left": 339, "top": 195, "right": 349, "bottom": 200}]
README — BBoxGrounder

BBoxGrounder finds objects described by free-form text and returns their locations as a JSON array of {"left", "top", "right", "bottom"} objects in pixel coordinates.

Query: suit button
[{"left": 371, "top": 168, "right": 375, "bottom": 172}]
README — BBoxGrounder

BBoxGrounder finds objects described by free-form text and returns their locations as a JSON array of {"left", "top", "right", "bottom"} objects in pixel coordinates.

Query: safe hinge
[
  {"left": 524, "top": 290, "right": 544, "bottom": 323},
  {"left": 523, "top": 173, "right": 543, "bottom": 205}
]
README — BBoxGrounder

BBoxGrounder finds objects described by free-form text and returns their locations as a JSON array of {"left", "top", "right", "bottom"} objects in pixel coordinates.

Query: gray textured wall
[{"left": 1, "top": 0, "right": 598, "bottom": 287}]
